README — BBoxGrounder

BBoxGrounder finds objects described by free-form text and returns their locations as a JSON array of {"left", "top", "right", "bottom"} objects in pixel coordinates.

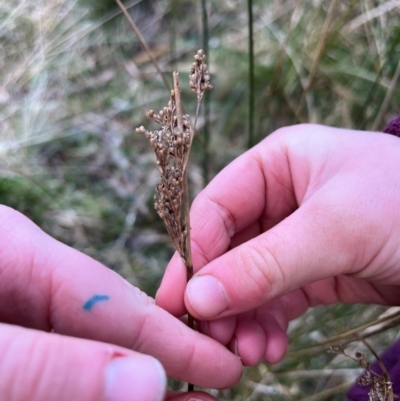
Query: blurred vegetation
[{"left": 1, "top": 0, "right": 400, "bottom": 399}]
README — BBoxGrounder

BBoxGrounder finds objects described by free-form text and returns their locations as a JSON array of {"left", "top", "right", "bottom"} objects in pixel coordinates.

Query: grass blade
[{"left": 247, "top": 0, "right": 255, "bottom": 148}]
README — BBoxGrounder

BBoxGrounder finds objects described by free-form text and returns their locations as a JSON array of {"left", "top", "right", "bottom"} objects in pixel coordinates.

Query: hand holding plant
[{"left": 157, "top": 124, "right": 400, "bottom": 366}]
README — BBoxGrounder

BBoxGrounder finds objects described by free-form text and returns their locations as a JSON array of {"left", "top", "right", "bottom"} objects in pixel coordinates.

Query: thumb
[
  {"left": 184, "top": 196, "right": 358, "bottom": 319},
  {"left": 1, "top": 323, "right": 166, "bottom": 401}
]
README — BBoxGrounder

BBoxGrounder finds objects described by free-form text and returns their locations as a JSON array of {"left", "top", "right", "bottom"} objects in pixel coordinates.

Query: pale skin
[
  {"left": 0, "top": 205, "right": 242, "bottom": 401},
  {"left": 157, "top": 124, "right": 400, "bottom": 367}
]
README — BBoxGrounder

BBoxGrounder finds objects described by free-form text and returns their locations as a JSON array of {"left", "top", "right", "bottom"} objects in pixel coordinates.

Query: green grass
[{"left": 1, "top": 0, "right": 400, "bottom": 398}]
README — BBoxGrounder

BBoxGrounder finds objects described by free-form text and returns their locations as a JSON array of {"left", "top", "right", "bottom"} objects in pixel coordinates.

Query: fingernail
[
  {"left": 230, "top": 336, "right": 239, "bottom": 357},
  {"left": 105, "top": 356, "right": 166, "bottom": 401},
  {"left": 186, "top": 275, "right": 228, "bottom": 318}
]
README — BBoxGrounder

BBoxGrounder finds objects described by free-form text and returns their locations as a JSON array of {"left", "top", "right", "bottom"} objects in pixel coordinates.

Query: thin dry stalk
[
  {"left": 137, "top": 49, "right": 212, "bottom": 392},
  {"left": 173, "top": 73, "right": 184, "bottom": 132},
  {"left": 201, "top": 0, "right": 210, "bottom": 185},
  {"left": 267, "top": 0, "right": 300, "bottom": 97},
  {"left": 172, "top": 71, "right": 193, "bottom": 284},
  {"left": 299, "top": 381, "right": 355, "bottom": 401},
  {"left": 295, "top": 0, "right": 339, "bottom": 121},
  {"left": 288, "top": 310, "right": 400, "bottom": 359},
  {"left": 356, "top": 335, "right": 397, "bottom": 401},
  {"left": 114, "top": 0, "right": 171, "bottom": 91},
  {"left": 372, "top": 59, "right": 400, "bottom": 131},
  {"left": 247, "top": 0, "right": 255, "bottom": 148}
]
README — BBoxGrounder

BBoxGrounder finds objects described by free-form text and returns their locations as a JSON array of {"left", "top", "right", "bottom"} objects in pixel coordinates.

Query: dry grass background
[{"left": 1, "top": 0, "right": 400, "bottom": 399}]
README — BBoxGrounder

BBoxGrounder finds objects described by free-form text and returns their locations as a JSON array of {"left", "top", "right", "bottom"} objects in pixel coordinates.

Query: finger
[
  {"left": 0, "top": 206, "right": 242, "bottom": 389},
  {"left": 262, "top": 316, "right": 288, "bottom": 364},
  {"left": 0, "top": 323, "right": 166, "bottom": 401},
  {"left": 157, "top": 252, "right": 188, "bottom": 316},
  {"left": 230, "top": 316, "right": 266, "bottom": 366},
  {"left": 157, "top": 127, "right": 298, "bottom": 314},
  {"left": 227, "top": 292, "right": 303, "bottom": 365},
  {"left": 198, "top": 316, "right": 237, "bottom": 345},
  {"left": 233, "top": 277, "right": 398, "bottom": 364},
  {"left": 254, "top": 299, "right": 292, "bottom": 364}
]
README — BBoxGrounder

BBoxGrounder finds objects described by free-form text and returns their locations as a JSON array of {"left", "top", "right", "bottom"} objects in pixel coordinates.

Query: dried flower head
[
  {"left": 189, "top": 49, "right": 213, "bottom": 101},
  {"left": 135, "top": 90, "right": 192, "bottom": 259},
  {"left": 327, "top": 345, "right": 346, "bottom": 354},
  {"left": 136, "top": 50, "right": 212, "bottom": 275},
  {"left": 136, "top": 48, "right": 212, "bottom": 395},
  {"left": 356, "top": 351, "right": 371, "bottom": 370}
]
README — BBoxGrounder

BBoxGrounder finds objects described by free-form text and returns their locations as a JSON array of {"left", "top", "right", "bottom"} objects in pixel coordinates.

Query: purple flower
[
  {"left": 347, "top": 340, "right": 400, "bottom": 400},
  {"left": 384, "top": 116, "right": 400, "bottom": 137}
]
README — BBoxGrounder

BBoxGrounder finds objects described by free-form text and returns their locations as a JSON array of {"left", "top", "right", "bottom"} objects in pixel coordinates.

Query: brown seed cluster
[
  {"left": 136, "top": 90, "right": 192, "bottom": 258},
  {"left": 137, "top": 49, "right": 212, "bottom": 271},
  {"left": 189, "top": 49, "right": 213, "bottom": 100},
  {"left": 328, "top": 345, "right": 396, "bottom": 401},
  {"left": 354, "top": 351, "right": 395, "bottom": 401}
]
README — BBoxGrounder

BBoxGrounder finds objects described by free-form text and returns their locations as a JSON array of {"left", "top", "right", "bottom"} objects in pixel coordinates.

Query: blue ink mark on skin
[{"left": 83, "top": 295, "right": 110, "bottom": 311}]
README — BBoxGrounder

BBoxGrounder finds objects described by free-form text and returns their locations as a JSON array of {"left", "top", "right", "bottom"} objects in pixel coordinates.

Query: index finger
[{"left": 0, "top": 205, "right": 242, "bottom": 389}]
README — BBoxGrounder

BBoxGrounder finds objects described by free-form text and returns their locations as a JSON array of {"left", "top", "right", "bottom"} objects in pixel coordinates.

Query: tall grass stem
[
  {"left": 114, "top": 0, "right": 171, "bottom": 91},
  {"left": 201, "top": 0, "right": 210, "bottom": 185},
  {"left": 247, "top": 0, "right": 255, "bottom": 149},
  {"left": 295, "top": 0, "right": 338, "bottom": 121},
  {"left": 357, "top": 27, "right": 400, "bottom": 130},
  {"left": 173, "top": 71, "right": 194, "bottom": 393},
  {"left": 372, "top": 59, "right": 400, "bottom": 131}
]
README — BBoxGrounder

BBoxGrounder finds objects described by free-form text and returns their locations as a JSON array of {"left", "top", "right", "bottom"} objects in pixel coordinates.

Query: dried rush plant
[
  {"left": 328, "top": 339, "right": 397, "bottom": 401},
  {"left": 136, "top": 50, "right": 212, "bottom": 391}
]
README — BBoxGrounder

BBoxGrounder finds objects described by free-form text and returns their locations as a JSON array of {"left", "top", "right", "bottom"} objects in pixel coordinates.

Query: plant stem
[
  {"left": 247, "top": 0, "right": 255, "bottom": 149},
  {"left": 287, "top": 310, "right": 400, "bottom": 359},
  {"left": 357, "top": 27, "right": 400, "bottom": 130},
  {"left": 294, "top": 0, "right": 338, "bottom": 121},
  {"left": 201, "top": 0, "right": 210, "bottom": 185},
  {"left": 173, "top": 72, "right": 183, "bottom": 131},
  {"left": 355, "top": 334, "right": 389, "bottom": 378},
  {"left": 184, "top": 171, "right": 194, "bottom": 395},
  {"left": 173, "top": 72, "right": 194, "bottom": 299},
  {"left": 372, "top": 58, "right": 400, "bottom": 131},
  {"left": 173, "top": 71, "right": 194, "bottom": 393},
  {"left": 182, "top": 174, "right": 193, "bottom": 284},
  {"left": 114, "top": 0, "right": 171, "bottom": 91}
]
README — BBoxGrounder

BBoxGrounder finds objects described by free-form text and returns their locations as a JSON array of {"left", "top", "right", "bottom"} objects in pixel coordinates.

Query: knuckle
[
  {"left": 0, "top": 326, "right": 105, "bottom": 401},
  {"left": 0, "top": 205, "right": 41, "bottom": 264},
  {"left": 238, "top": 239, "right": 286, "bottom": 296},
  {"left": 207, "top": 195, "right": 236, "bottom": 238},
  {"left": 268, "top": 124, "right": 329, "bottom": 153},
  {"left": 0, "top": 328, "right": 48, "bottom": 400},
  {"left": 269, "top": 123, "right": 308, "bottom": 140},
  {"left": 0, "top": 207, "right": 45, "bottom": 317}
]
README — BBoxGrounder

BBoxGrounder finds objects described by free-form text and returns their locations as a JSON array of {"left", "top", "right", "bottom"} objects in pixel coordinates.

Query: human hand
[
  {"left": 157, "top": 124, "right": 400, "bottom": 366},
  {"left": 0, "top": 205, "right": 241, "bottom": 401}
]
